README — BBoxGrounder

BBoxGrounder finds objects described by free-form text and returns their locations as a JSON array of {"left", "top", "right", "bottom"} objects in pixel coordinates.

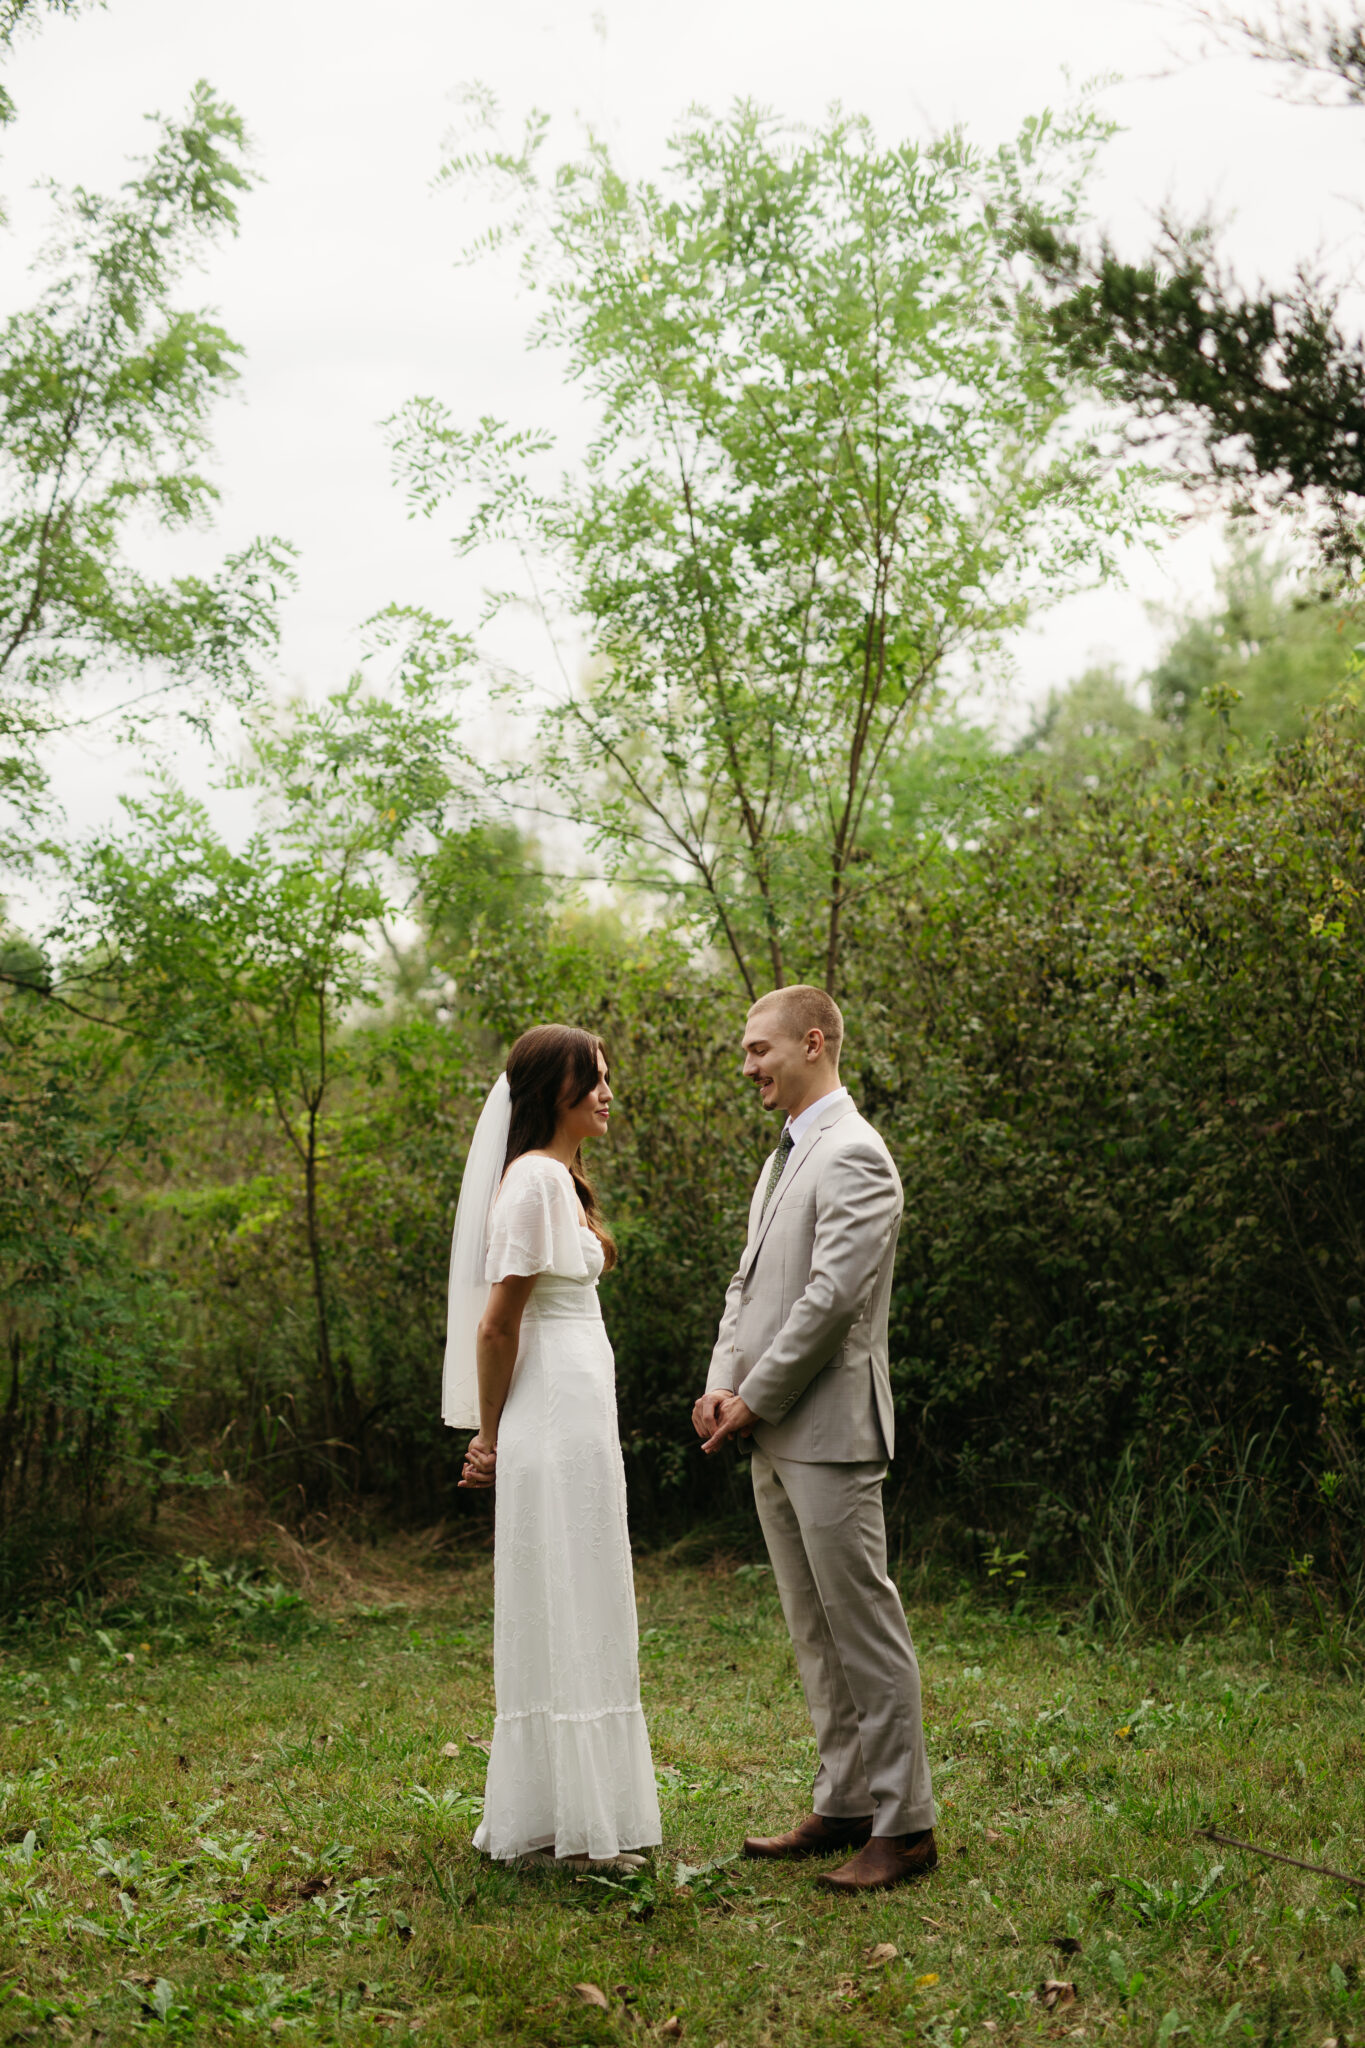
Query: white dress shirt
[{"left": 784, "top": 1085, "right": 850, "bottom": 1148}]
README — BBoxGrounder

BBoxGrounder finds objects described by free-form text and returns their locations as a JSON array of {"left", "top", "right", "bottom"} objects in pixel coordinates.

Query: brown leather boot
[
  {"left": 742, "top": 1812, "right": 874, "bottom": 1860},
  {"left": 817, "top": 1828, "right": 939, "bottom": 1892}
]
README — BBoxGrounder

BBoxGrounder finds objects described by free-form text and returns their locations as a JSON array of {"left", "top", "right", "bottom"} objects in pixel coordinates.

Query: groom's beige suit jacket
[{"left": 705, "top": 1096, "right": 903, "bottom": 1464}]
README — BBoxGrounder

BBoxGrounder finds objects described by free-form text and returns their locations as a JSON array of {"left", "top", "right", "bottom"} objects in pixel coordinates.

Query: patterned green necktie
[{"left": 761, "top": 1128, "right": 795, "bottom": 1215}]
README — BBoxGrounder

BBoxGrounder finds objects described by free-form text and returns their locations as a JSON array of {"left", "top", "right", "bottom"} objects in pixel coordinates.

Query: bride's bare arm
[{"left": 459, "top": 1274, "right": 537, "bottom": 1489}]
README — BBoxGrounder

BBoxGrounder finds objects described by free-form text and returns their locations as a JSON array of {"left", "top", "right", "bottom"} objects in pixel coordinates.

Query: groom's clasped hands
[{"left": 691, "top": 1388, "right": 756, "bottom": 1453}]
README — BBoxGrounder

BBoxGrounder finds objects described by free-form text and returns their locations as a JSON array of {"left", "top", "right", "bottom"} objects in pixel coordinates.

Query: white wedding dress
[{"left": 472, "top": 1153, "right": 661, "bottom": 1862}]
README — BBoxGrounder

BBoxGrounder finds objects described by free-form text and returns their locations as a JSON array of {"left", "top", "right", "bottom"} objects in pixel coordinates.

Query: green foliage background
[
  {"left": 11, "top": 663, "right": 1362, "bottom": 1627},
  {"left": 0, "top": 43, "right": 1362, "bottom": 1632}
]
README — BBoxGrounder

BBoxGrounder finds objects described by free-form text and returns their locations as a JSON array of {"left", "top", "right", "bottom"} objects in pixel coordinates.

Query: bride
[{"left": 443, "top": 1024, "right": 661, "bottom": 1866}]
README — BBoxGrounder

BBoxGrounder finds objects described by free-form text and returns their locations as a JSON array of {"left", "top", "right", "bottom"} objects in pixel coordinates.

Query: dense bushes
[
  {"left": 0, "top": 979, "right": 184, "bottom": 1565},
  {"left": 4, "top": 700, "right": 1363, "bottom": 1616},
  {"left": 845, "top": 697, "right": 1365, "bottom": 1589},
  {"left": 137, "top": 938, "right": 765, "bottom": 1532}
]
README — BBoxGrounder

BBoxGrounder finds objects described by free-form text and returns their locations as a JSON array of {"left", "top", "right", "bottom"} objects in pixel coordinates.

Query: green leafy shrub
[{"left": 842, "top": 695, "right": 1365, "bottom": 1600}]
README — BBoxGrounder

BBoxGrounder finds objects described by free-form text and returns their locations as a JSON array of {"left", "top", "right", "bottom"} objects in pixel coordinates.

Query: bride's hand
[{"left": 459, "top": 1432, "right": 497, "bottom": 1489}]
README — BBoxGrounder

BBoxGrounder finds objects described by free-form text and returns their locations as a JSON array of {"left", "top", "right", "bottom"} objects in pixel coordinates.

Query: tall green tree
[
  {"left": 1011, "top": 532, "right": 1357, "bottom": 788},
  {"left": 57, "top": 613, "right": 471, "bottom": 1473},
  {"left": 1025, "top": 217, "right": 1365, "bottom": 562},
  {"left": 1146, "top": 534, "right": 1358, "bottom": 750},
  {"left": 0, "top": 81, "right": 292, "bottom": 846},
  {"left": 1013, "top": 664, "right": 1165, "bottom": 787},
  {"left": 391, "top": 100, "right": 1155, "bottom": 997},
  {"left": 1025, "top": 6, "right": 1365, "bottom": 562}
]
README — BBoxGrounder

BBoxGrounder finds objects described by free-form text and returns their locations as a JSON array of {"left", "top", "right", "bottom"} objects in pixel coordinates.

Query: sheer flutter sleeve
[{"left": 485, "top": 1156, "right": 590, "bottom": 1282}]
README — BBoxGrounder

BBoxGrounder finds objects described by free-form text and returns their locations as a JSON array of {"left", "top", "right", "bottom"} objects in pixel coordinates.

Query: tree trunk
[
  {"left": 825, "top": 870, "right": 845, "bottom": 998},
  {"left": 303, "top": 1109, "right": 339, "bottom": 1447},
  {"left": 0, "top": 1329, "right": 20, "bottom": 1517}
]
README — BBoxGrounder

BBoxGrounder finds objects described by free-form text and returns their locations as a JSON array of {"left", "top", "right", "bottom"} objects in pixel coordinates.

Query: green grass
[{"left": 2, "top": 1540, "right": 1363, "bottom": 2046}]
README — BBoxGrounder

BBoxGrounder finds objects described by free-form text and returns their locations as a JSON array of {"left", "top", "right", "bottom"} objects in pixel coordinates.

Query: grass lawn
[{"left": 1, "top": 1530, "right": 1363, "bottom": 2046}]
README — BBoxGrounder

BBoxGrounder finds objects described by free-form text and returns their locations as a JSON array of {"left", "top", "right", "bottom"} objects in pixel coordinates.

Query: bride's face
[{"left": 558, "top": 1047, "right": 612, "bottom": 1149}]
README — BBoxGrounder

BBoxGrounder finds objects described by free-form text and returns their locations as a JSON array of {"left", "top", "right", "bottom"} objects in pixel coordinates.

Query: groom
[{"left": 692, "top": 986, "right": 936, "bottom": 1893}]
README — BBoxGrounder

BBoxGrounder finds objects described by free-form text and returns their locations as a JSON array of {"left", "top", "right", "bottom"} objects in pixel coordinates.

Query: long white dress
[{"left": 472, "top": 1153, "right": 661, "bottom": 1862}]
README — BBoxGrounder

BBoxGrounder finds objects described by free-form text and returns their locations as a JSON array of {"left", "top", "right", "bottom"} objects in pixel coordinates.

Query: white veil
[{"left": 442, "top": 1072, "right": 511, "bottom": 1430}]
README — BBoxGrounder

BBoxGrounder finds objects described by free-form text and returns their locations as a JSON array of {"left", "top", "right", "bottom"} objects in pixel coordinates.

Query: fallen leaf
[
  {"left": 440, "top": 1742, "right": 460, "bottom": 1758},
  {"left": 984, "top": 1828, "right": 1004, "bottom": 1843},
  {"left": 660, "top": 2020, "right": 683, "bottom": 2039},
  {"left": 914, "top": 1972, "right": 940, "bottom": 1989},
  {"left": 865, "top": 1943, "right": 898, "bottom": 1967},
  {"left": 465, "top": 1734, "right": 493, "bottom": 1756},
  {"left": 1036, "top": 1979, "right": 1078, "bottom": 2012},
  {"left": 574, "top": 1984, "right": 609, "bottom": 2010}
]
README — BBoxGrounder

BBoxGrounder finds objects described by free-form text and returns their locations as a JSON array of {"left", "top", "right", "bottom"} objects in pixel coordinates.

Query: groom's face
[{"left": 742, "top": 1002, "right": 818, "bottom": 1118}]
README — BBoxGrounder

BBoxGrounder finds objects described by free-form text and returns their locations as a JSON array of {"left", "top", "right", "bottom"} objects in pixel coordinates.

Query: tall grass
[{"left": 1080, "top": 1423, "right": 1365, "bottom": 1662}]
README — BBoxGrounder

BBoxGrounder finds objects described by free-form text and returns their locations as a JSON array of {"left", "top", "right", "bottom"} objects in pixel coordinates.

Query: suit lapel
[
  {"left": 745, "top": 1098, "right": 855, "bottom": 1265},
  {"left": 739, "top": 1168, "right": 767, "bottom": 1277},
  {"left": 747, "top": 1170, "right": 766, "bottom": 1244}
]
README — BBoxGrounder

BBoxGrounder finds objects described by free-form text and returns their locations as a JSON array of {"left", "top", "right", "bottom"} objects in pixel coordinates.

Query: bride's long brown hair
[{"left": 503, "top": 1025, "right": 617, "bottom": 1271}]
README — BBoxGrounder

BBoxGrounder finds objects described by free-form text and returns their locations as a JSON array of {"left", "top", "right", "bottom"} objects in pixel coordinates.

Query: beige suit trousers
[{"left": 751, "top": 1447, "right": 935, "bottom": 1837}]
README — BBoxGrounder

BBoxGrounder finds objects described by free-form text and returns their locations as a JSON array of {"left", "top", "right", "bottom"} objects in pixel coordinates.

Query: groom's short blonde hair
[{"left": 750, "top": 984, "right": 844, "bottom": 1063}]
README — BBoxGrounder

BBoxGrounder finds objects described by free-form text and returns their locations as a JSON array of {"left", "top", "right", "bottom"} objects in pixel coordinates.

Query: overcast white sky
[{"left": 3, "top": 0, "right": 1362, "bottom": 879}]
